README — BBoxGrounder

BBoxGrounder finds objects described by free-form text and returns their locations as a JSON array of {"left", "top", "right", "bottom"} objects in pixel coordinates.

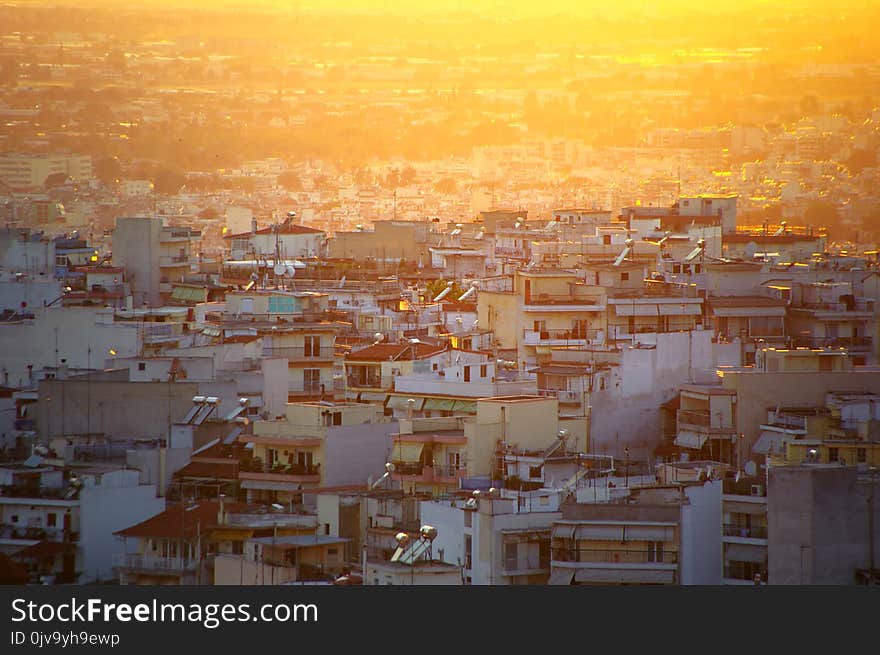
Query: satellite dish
[
  {"left": 273, "top": 263, "right": 286, "bottom": 276},
  {"left": 284, "top": 265, "right": 296, "bottom": 278},
  {"left": 744, "top": 460, "right": 757, "bottom": 476}
]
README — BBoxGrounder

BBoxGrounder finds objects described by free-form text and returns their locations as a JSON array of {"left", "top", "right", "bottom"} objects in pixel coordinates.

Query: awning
[
  {"left": 358, "top": 392, "right": 387, "bottom": 402},
  {"left": 753, "top": 430, "right": 787, "bottom": 455},
  {"left": 614, "top": 304, "right": 659, "bottom": 317},
  {"left": 577, "top": 524, "right": 625, "bottom": 541},
  {"left": 658, "top": 303, "right": 702, "bottom": 316},
  {"left": 386, "top": 396, "right": 425, "bottom": 411},
  {"left": 725, "top": 543, "right": 766, "bottom": 564},
  {"left": 423, "top": 398, "right": 456, "bottom": 411},
  {"left": 624, "top": 525, "right": 675, "bottom": 541},
  {"left": 452, "top": 400, "right": 477, "bottom": 413},
  {"left": 170, "top": 286, "right": 208, "bottom": 303},
  {"left": 393, "top": 442, "right": 424, "bottom": 462},
  {"left": 551, "top": 524, "right": 576, "bottom": 539},
  {"left": 674, "top": 430, "right": 709, "bottom": 450},
  {"left": 548, "top": 568, "right": 575, "bottom": 585}
]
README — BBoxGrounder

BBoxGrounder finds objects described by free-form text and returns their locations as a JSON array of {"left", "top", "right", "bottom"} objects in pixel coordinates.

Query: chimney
[{"left": 251, "top": 217, "right": 257, "bottom": 235}]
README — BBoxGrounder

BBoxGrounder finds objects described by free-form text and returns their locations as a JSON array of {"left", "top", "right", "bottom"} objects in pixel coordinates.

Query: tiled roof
[
  {"left": 346, "top": 342, "right": 446, "bottom": 361},
  {"left": 114, "top": 501, "right": 257, "bottom": 539}
]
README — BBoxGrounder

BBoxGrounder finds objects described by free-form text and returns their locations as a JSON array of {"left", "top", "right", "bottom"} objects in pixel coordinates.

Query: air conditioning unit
[{"left": 750, "top": 484, "right": 764, "bottom": 497}]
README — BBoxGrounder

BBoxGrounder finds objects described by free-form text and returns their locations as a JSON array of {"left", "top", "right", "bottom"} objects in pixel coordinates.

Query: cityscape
[{"left": 0, "top": 0, "right": 879, "bottom": 586}]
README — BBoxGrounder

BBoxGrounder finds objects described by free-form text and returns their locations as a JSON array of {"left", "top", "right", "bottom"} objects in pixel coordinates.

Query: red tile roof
[
  {"left": 346, "top": 342, "right": 447, "bottom": 361},
  {"left": 114, "top": 501, "right": 257, "bottom": 540}
]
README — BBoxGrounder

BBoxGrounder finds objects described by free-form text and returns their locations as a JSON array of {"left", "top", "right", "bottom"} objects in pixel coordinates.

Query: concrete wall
[
  {"left": 0, "top": 307, "right": 141, "bottom": 385},
  {"left": 679, "top": 480, "right": 722, "bottom": 584},
  {"left": 36, "top": 379, "right": 201, "bottom": 440},
  {"left": 767, "top": 465, "right": 877, "bottom": 585},
  {"left": 323, "top": 421, "right": 398, "bottom": 487},
  {"left": 724, "top": 370, "right": 880, "bottom": 450},
  {"left": 79, "top": 477, "right": 165, "bottom": 583}
]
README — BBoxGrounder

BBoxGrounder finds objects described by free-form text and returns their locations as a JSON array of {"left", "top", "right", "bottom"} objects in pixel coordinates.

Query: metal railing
[
  {"left": 263, "top": 346, "right": 333, "bottom": 360},
  {"left": 537, "top": 388, "right": 582, "bottom": 403},
  {"left": 113, "top": 553, "right": 198, "bottom": 572},
  {"left": 677, "top": 410, "right": 711, "bottom": 427},
  {"left": 551, "top": 547, "right": 678, "bottom": 565},
  {"left": 723, "top": 524, "right": 768, "bottom": 539},
  {"left": 524, "top": 294, "right": 602, "bottom": 306}
]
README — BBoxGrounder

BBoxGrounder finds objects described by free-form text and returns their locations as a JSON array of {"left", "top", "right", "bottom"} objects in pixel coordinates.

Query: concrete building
[
  {"left": 549, "top": 478, "right": 722, "bottom": 585},
  {"left": 112, "top": 217, "right": 200, "bottom": 307},
  {"left": 0, "top": 153, "right": 92, "bottom": 190}
]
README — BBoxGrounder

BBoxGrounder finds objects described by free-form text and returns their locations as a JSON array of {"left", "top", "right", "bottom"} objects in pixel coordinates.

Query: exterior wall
[
  {"left": 767, "top": 465, "right": 878, "bottom": 585},
  {"left": 0, "top": 229, "right": 56, "bottom": 275},
  {"left": 36, "top": 379, "right": 201, "bottom": 440},
  {"left": 678, "top": 480, "right": 722, "bottom": 584},
  {"left": 112, "top": 217, "right": 163, "bottom": 307},
  {"left": 323, "top": 422, "right": 397, "bottom": 487},
  {"left": 724, "top": 370, "right": 880, "bottom": 451},
  {"left": 477, "top": 291, "right": 517, "bottom": 349},
  {"left": 80, "top": 478, "right": 165, "bottom": 583}
]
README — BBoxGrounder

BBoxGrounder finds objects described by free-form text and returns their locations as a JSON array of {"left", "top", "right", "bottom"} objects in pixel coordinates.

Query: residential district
[
  {"left": 0, "top": 196, "right": 878, "bottom": 586},
  {"left": 0, "top": 3, "right": 879, "bottom": 586}
]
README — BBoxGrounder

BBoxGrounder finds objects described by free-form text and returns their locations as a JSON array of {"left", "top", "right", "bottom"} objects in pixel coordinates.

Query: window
[
  {"left": 464, "top": 366, "right": 471, "bottom": 383},
  {"left": 647, "top": 541, "right": 665, "bottom": 563},
  {"left": 47, "top": 513, "right": 56, "bottom": 528},
  {"left": 858, "top": 448, "right": 866, "bottom": 463},
  {"left": 529, "top": 465, "right": 542, "bottom": 479},
  {"left": 828, "top": 447, "right": 839, "bottom": 462},
  {"left": 603, "top": 234, "right": 612, "bottom": 245},
  {"left": 304, "top": 336, "right": 320, "bottom": 357},
  {"left": 480, "top": 364, "right": 487, "bottom": 378},
  {"left": 332, "top": 412, "right": 342, "bottom": 426},
  {"left": 303, "top": 369, "right": 320, "bottom": 393},
  {"left": 819, "top": 357, "right": 833, "bottom": 372},
  {"left": 11, "top": 515, "right": 18, "bottom": 523},
  {"left": 138, "top": 362, "right": 146, "bottom": 371},
  {"left": 464, "top": 534, "right": 472, "bottom": 569},
  {"left": 324, "top": 524, "right": 331, "bottom": 535},
  {"left": 621, "top": 272, "right": 629, "bottom": 281},
  {"left": 464, "top": 511, "right": 472, "bottom": 528},
  {"left": 504, "top": 542, "right": 518, "bottom": 571}
]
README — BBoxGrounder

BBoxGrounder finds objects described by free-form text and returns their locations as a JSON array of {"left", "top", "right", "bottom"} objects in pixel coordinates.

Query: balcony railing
[
  {"left": 551, "top": 547, "right": 678, "bottom": 565},
  {"left": 723, "top": 524, "right": 768, "bottom": 539},
  {"left": 790, "top": 336, "right": 873, "bottom": 349},
  {"left": 390, "top": 461, "right": 466, "bottom": 480},
  {"left": 537, "top": 388, "right": 582, "bottom": 403},
  {"left": 159, "top": 255, "right": 190, "bottom": 267},
  {"left": 113, "top": 553, "right": 198, "bottom": 572},
  {"left": 241, "top": 462, "right": 321, "bottom": 476},
  {"left": 524, "top": 294, "right": 602, "bottom": 307},
  {"left": 677, "top": 410, "right": 711, "bottom": 427},
  {"left": 0, "top": 523, "right": 70, "bottom": 542},
  {"left": 264, "top": 346, "right": 334, "bottom": 360},
  {"left": 523, "top": 328, "right": 600, "bottom": 344},
  {"left": 503, "top": 557, "right": 551, "bottom": 573}
]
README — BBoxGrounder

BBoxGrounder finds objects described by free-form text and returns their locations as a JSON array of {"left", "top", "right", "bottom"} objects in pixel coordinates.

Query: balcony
[
  {"left": 390, "top": 461, "right": 466, "bottom": 484},
  {"left": 502, "top": 556, "right": 551, "bottom": 576},
  {"left": 112, "top": 553, "right": 198, "bottom": 574},
  {"left": 552, "top": 547, "right": 678, "bottom": 565},
  {"left": 159, "top": 255, "right": 191, "bottom": 268},
  {"left": 0, "top": 523, "right": 71, "bottom": 543},
  {"left": 523, "top": 294, "right": 604, "bottom": 312},
  {"left": 265, "top": 346, "right": 334, "bottom": 362},
  {"left": 677, "top": 410, "right": 734, "bottom": 433},
  {"left": 239, "top": 462, "right": 321, "bottom": 485},
  {"left": 723, "top": 524, "right": 768, "bottom": 540},
  {"left": 523, "top": 328, "right": 599, "bottom": 346},
  {"left": 790, "top": 336, "right": 873, "bottom": 350},
  {"left": 537, "top": 388, "right": 582, "bottom": 403}
]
